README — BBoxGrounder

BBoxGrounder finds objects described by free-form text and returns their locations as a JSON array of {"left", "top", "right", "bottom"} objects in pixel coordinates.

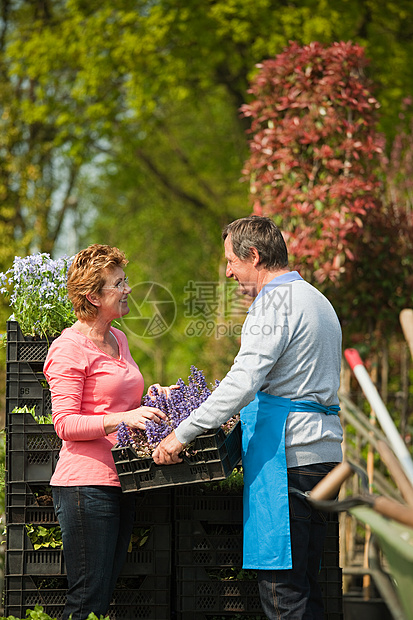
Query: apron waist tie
[{"left": 289, "top": 399, "right": 340, "bottom": 415}]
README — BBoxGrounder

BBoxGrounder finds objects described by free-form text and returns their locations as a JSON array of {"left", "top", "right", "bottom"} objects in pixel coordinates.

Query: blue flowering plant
[
  {"left": 117, "top": 366, "right": 239, "bottom": 457},
  {"left": 0, "top": 253, "right": 76, "bottom": 338}
]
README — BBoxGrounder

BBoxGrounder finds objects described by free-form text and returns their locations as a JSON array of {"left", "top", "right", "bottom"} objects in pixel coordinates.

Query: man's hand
[
  {"left": 147, "top": 383, "right": 179, "bottom": 398},
  {"left": 152, "top": 430, "right": 184, "bottom": 465}
]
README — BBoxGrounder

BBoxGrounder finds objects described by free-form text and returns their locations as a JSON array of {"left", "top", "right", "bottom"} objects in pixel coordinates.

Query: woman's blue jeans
[
  {"left": 257, "top": 463, "right": 339, "bottom": 620},
  {"left": 52, "top": 485, "right": 136, "bottom": 620}
]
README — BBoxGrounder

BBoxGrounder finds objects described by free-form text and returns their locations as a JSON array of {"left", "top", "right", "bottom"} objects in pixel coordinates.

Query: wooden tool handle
[
  {"left": 400, "top": 309, "right": 413, "bottom": 360},
  {"left": 377, "top": 440, "right": 413, "bottom": 508},
  {"left": 309, "top": 461, "right": 353, "bottom": 501},
  {"left": 374, "top": 496, "right": 413, "bottom": 528}
]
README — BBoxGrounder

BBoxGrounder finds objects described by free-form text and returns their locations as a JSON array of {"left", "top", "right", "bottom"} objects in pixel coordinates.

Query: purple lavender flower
[
  {"left": 140, "top": 367, "right": 218, "bottom": 452},
  {"left": 116, "top": 421, "right": 132, "bottom": 447},
  {"left": 117, "top": 367, "right": 234, "bottom": 457}
]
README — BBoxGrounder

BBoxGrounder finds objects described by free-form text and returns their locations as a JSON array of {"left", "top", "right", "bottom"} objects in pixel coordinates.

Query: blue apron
[{"left": 241, "top": 391, "right": 340, "bottom": 569}]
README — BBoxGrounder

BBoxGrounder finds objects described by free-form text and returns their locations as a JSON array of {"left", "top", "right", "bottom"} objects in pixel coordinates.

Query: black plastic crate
[
  {"left": 176, "top": 520, "right": 243, "bottom": 568},
  {"left": 7, "top": 360, "right": 48, "bottom": 397},
  {"left": 175, "top": 564, "right": 341, "bottom": 620},
  {"left": 4, "top": 575, "right": 68, "bottom": 620},
  {"left": 134, "top": 488, "right": 173, "bottom": 524},
  {"left": 174, "top": 486, "right": 243, "bottom": 523},
  {"left": 6, "top": 387, "right": 52, "bottom": 423},
  {"left": 6, "top": 413, "right": 61, "bottom": 483},
  {"left": 323, "top": 514, "right": 340, "bottom": 567},
  {"left": 320, "top": 515, "right": 343, "bottom": 619},
  {"left": 173, "top": 512, "right": 342, "bottom": 620},
  {"left": 6, "top": 320, "right": 55, "bottom": 364},
  {"left": 121, "top": 523, "right": 171, "bottom": 576},
  {"left": 110, "top": 576, "right": 171, "bottom": 619},
  {"left": 6, "top": 484, "right": 173, "bottom": 526},
  {"left": 4, "top": 574, "right": 171, "bottom": 620},
  {"left": 319, "top": 567, "right": 343, "bottom": 618},
  {"left": 6, "top": 359, "right": 52, "bottom": 419},
  {"left": 6, "top": 524, "right": 65, "bottom": 576},
  {"left": 176, "top": 566, "right": 263, "bottom": 617},
  {"left": 6, "top": 481, "right": 57, "bottom": 524},
  {"left": 6, "top": 521, "right": 171, "bottom": 579},
  {"left": 112, "top": 421, "right": 242, "bottom": 492}
]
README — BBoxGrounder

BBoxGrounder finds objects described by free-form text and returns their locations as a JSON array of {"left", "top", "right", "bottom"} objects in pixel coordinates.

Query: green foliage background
[{"left": 1, "top": 0, "right": 413, "bottom": 383}]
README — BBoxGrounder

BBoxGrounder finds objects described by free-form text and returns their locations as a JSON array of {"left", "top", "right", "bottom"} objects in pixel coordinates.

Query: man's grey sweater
[{"left": 175, "top": 274, "right": 343, "bottom": 467}]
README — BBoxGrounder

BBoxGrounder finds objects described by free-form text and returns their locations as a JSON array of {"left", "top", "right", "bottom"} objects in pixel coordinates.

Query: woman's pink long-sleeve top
[{"left": 43, "top": 326, "right": 144, "bottom": 487}]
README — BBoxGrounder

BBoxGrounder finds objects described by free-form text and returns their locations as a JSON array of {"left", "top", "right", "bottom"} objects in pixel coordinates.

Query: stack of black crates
[
  {"left": 4, "top": 320, "right": 343, "bottom": 620},
  {"left": 4, "top": 321, "right": 172, "bottom": 619},
  {"left": 173, "top": 487, "right": 343, "bottom": 620}
]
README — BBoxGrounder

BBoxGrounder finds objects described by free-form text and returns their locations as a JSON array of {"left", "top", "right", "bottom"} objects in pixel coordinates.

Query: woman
[{"left": 44, "top": 244, "right": 169, "bottom": 620}]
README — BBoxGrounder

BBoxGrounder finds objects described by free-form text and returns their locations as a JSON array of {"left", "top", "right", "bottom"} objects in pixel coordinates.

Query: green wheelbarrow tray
[
  {"left": 349, "top": 504, "right": 413, "bottom": 620},
  {"left": 307, "top": 460, "right": 413, "bottom": 620}
]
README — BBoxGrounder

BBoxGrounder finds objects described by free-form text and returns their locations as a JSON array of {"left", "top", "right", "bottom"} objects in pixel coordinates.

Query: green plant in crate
[
  {"left": 127, "top": 526, "right": 150, "bottom": 552},
  {"left": 204, "top": 466, "right": 244, "bottom": 494},
  {"left": 0, "top": 253, "right": 76, "bottom": 338},
  {"left": 2, "top": 604, "right": 110, "bottom": 619},
  {"left": 25, "top": 525, "right": 63, "bottom": 550},
  {"left": 207, "top": 567, "right": 257, "bottom": 581},
  {"left": 12, "top": 405, "right": 53, "bottom": 425}
]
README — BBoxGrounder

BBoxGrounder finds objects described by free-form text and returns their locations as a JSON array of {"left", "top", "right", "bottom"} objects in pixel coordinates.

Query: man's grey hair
[{"left": 222, "top": 216, "right": 288, "bottom": 269}]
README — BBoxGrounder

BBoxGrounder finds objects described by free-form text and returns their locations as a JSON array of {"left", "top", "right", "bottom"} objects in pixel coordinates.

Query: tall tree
[
  {"left": 241, "top": 41, "right": 385, "bottom": 282},
  {"left": 241, "top": 41, "right": 413, "bottom": 343}
]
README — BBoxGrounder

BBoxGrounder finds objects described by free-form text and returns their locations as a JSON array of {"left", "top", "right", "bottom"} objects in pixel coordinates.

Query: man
[{"left": 153, "top": 215, "right": 343, "bottom": 619}]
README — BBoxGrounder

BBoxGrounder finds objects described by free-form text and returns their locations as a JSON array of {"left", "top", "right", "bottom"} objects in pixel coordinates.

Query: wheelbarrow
[
  {"left": 306, "top": 455, "right": 413, "bottom": 620},
  {"left": 305, "top": 340, "right": 413, "bottom": 620}
]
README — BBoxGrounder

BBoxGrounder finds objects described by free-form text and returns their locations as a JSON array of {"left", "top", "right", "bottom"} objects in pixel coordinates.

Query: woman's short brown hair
[{"left": 67, "top": 244, "right": 128, "bottom": 320}]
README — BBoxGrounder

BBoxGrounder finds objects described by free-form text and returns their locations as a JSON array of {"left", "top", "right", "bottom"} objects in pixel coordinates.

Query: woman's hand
[
  {"left": 121, "top": 406, "right": 167, "bottom": 430},
  {"left": 104, "top": 406, "right": 167, "bottom": 435},
  {"left": 147, "top": 383, "right": 179, "bottom": 398}
]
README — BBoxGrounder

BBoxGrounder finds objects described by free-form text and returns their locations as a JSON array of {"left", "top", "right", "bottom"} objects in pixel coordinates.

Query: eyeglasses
[{"left": 102, "top": 276, "right": 129, "bottom": 291}]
